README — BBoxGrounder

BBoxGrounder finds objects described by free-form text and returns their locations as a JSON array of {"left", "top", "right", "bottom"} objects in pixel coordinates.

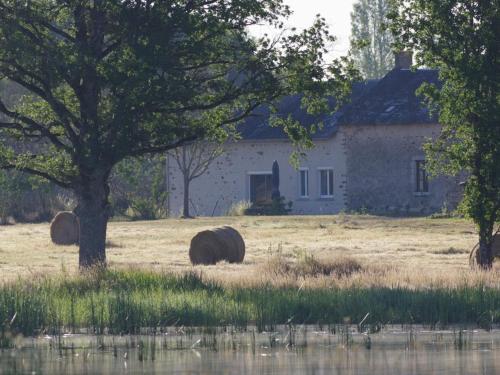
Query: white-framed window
[
  {"left": 415, "top": 160, "right": 429, "bottom": 193},
  {"left": 318, "top": 168, "right": 334, "bottom": 198},
  {"left": 298, "top": 168, "right": 309, "bottom": 198}
]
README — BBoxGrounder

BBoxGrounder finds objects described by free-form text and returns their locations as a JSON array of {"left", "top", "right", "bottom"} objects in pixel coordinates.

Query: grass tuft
[
  {"left": 226, "top": 201, "right": 252, "bottom": 216},
  {"left": 431, "top": 247, "right": 468, "bottom": 255},
  {"left": 294, "top": 250, "right": 363, "bottom": 278},
  {"left": 264, "top": 247, "right": 364, "bottom": 279}
]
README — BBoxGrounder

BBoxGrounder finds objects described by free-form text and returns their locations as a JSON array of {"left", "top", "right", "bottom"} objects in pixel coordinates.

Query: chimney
[{"left": 395, "top": 51, "right": 413, "bottom": 70}]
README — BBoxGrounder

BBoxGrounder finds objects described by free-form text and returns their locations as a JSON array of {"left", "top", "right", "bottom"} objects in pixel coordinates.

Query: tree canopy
[
  {"left": 389, "top": 0, "right": 500, "bottom": 268},
  {"left": 0, "top": 0, "right": 357, "bottom": 267}
]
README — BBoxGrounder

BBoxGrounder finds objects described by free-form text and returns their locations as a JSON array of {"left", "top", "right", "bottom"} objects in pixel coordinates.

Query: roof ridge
[{"left": 237, "top": 68, "right": 440, "bottom": 140}]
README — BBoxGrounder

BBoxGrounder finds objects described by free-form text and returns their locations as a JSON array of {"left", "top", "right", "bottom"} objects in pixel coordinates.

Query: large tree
[
  {"left": 389, "top": 1, "right": 500, "bottom": 268},
  {"left": 0, "top": 1, "right": 356, "bottom": 268},
  {"left": 350, "top": 0, "right": 394, "bottom": 79}
]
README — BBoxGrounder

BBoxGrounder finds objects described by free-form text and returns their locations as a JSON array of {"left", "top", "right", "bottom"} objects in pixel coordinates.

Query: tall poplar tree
[{"left": 350, "top": 0, "right": 394, "bottom": 79}]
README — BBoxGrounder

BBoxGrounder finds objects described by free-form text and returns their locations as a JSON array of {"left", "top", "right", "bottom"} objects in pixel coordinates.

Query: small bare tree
[{"left": 168, "top": 141, "right": 224, "bottom": 218}]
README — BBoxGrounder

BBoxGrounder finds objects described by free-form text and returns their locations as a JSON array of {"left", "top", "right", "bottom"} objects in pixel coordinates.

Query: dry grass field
[{"left": 1, "top": 215, "right": 499, "bottom": 288}]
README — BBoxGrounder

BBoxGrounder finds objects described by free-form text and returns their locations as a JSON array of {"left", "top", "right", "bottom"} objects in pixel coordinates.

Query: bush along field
[{"left": 0, "top": 155, "right": 168, "bottom": 225}]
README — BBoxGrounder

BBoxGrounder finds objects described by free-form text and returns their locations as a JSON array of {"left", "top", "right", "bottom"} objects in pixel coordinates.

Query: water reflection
[{"left": 1, "top": 327, "right": 500, "bottom": 374}]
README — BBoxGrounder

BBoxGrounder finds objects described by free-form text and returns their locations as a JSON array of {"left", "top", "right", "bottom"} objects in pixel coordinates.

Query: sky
[{"left": 249, "top": 0, "right": 358, "bottom": 58}]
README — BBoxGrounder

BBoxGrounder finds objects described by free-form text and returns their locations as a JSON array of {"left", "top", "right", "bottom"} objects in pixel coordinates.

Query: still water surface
[{"left": 1, "top": 326, "right": 500, "bottom": 374}]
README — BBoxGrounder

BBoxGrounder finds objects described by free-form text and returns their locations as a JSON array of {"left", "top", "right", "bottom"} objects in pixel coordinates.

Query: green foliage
[
  {"left": 0, "top": 81, "right": 71, "bottom": 224},
  {"left": 1, "top": 269, "right": 500, "bottom": 335},
  {"left": 428, "top": 202, "right": 461, "bottom": 219},
  {"left": 389, "top": 0, "right": 500, "bottom": 267},
  {"left": 110, "top": 156, "right": 168, "bottom": 220},
  {"left": 0, "top": 170, "right": 66, "bottom": 224},
  {"left": 269, "top": 196, "right": 293, "bottom": 216},
  {"left": 350, "top": 0, "right": 395, "bottom": 79},
  {"left": 0, "top": 170, "right": 25, "bottom": 224}
]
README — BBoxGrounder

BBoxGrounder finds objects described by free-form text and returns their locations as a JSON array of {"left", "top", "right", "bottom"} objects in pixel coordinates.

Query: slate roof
[
  {"left": 338, "top": 68, "right": 440, "bottom": 126},
  {"left": 237, "top": 68, "right": 439, "bottom": 140}
]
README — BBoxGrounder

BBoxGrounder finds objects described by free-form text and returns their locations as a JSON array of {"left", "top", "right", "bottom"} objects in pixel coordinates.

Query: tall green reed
[{"left": 0, "top": 269, "right": 499, "bottom": 336}]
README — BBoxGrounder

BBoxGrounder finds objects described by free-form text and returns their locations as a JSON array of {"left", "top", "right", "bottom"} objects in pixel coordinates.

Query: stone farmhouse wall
[
  {"left": 343, "top": 123, "right": 463, "bottom": 215},
  {"left": 167, "top": 123, "right": 463, "bottom": 217},
  {"left": 166, "top": 136, "right": 347, "bottom": 217}
]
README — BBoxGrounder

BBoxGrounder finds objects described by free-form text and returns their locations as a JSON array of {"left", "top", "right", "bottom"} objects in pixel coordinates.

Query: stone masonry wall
[
  {"left": 343, "top": 123, "right": 463, "bottom": 215},
  {"left": 167, "top": 137, "right": 347, "bottom": 217}
]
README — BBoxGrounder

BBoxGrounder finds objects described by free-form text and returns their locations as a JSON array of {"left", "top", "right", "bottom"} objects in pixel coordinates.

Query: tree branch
[
  {"left": 99, "top": 39, "right": 122, "bottom": 60},
  {"left": 130, "top": 135, "right": 198, "bottom": 157},
  {"left": 3, "top": 73, "right": 81, "bottom": 146},
  {"left": 0, "top": 99, "right": 72, "bottom": 152},
  {"left": 1, "top": 163, "right": 71, "bottom": 188}
]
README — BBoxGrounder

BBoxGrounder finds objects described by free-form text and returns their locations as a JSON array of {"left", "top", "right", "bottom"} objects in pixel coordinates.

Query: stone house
[{"left": 166, "top": 55, "right": 462, "bottom": 217}]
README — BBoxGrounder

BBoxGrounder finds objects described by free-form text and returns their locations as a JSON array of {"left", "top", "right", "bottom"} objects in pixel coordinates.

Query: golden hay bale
[
  {"left": 189, "top": 226, "right": 245, "bottom": 265},
  {"left": 212, "top": 226, "right": 245, "bottom": 263},
  {"left": 50, "top": 211, "right": 79, "bottom": 245},
  {"left": 189, "top": 230, "right": 224, "bottom": 265}
]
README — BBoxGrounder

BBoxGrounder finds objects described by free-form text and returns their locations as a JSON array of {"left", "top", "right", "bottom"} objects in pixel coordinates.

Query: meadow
[{"left": 0, "top": 215, "right": 497, "bottom": 287}]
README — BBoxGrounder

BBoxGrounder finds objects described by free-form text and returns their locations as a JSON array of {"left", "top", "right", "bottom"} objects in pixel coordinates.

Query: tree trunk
[
  {"left": 75, "top": 173, "right": 110, "bottom": 268},
  {"left": 477, "top": 236, "right": 493, "bottom": 269},
  {"left": 183, "top": 176, "right": 191, "bottom": 218}
]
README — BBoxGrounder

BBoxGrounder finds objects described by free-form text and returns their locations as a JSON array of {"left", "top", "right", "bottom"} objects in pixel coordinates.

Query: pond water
[{"left": 1, "top": 326, "right": 500, "bottom": 374}]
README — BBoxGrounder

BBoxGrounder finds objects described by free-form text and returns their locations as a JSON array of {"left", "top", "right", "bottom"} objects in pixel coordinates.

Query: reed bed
[{"left": 1, "top": 268, "right": 500, "bottom": 339}]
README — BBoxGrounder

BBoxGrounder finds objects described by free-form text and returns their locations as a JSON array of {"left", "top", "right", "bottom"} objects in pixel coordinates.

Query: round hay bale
[
  {"left": 50, "top": 211, "right": 79, "bottom": 245},
  {"left": 189, "top": 226, "right": 245, "bottom": 265},
  {"left": 189, "top": 230, "right": 224, "bottom": 265},
  {"left": 218, "top": 226, "right": 245, "bottom": 263}
]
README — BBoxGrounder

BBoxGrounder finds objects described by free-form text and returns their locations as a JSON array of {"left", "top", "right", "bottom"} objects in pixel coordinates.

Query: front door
[{"left": 249, "top": 174, "right": 272, "bottom": 204}]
